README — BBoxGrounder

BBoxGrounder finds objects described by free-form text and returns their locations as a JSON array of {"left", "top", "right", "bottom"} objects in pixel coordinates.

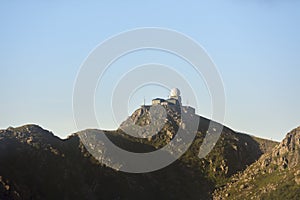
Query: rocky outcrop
[
  {"left": 265, "top": 127, "right": 300, "bottom": 169},
  {"left": 0, "top": 107, "right": 279, "bottom": 200},
  {"left": 213, "top": 127, "right": 300, "bottom": 200}
]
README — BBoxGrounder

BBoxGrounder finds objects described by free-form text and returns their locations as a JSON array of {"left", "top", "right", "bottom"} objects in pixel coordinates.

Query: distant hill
[{"left": 0, "top": 105, "right": 279, "bottom": 199}]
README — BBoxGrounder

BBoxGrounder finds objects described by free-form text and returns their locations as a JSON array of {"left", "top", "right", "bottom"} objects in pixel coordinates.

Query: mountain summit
[{"left": 0, "top": 101, "right": 282, "bottom": 199}]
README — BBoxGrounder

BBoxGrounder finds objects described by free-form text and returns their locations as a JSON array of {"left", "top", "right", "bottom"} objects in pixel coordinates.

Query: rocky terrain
[
  {"left": 213, "top": 127, "right": 300, "bottom": 199},
  {"left": 0, "top": 105, "right": 285, "bottom": 199}
]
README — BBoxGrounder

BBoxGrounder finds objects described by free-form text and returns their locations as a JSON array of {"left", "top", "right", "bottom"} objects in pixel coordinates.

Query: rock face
[
  {"left": 213, "top": 127, "right": 300, "bottom": 200},
  {"left": 295, "top": 170, "right": 300, "bottom": 185},
  {"left": 120, "top": 106, "right": 277, "bottom": 177},
  {"left": 0, "top": 107, "right": 278, "bottom": 200},
  {"left": 267, "top": 127, "right": 300, "bottom": 169}
]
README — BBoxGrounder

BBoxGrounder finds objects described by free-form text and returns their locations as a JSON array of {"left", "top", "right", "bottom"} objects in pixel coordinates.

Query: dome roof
[{"left": 170, "top": 88, "right": 181, "bottom": 97}]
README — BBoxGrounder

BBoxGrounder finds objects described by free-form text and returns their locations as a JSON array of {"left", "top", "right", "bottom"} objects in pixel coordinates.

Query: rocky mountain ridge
[
  {"left": 0, "top": 106, "right": 283, "bottom": 199},
  {"left": 213, "top": 126, "right": 300, "bottom": 199}
]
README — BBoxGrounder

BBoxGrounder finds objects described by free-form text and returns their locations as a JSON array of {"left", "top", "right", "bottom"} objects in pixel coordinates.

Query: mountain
[
  {"left": 213, "top": 126, "right": 300, "bottom": 199},
  {"left": 0, "top": 105, "right": 278, "bottom": 199}
]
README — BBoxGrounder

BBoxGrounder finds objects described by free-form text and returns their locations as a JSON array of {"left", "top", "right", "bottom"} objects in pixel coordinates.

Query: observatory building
[
  {"left": 144, "top": 88, "right": 195, "bottom": 114},
  {"left": 152, "top": 88, "right": 182, "bottom": 106},
  {"left": 169, "top": 88, "right": 182, "bottom": 105}
]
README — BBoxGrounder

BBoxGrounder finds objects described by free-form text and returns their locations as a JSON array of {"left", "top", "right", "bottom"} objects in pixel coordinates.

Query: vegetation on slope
[{"left": 0, "top": 106, "right": 278, "bottom": 199}]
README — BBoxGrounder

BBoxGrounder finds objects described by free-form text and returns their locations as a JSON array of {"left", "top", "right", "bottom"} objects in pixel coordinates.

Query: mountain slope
[
  {"left": 0, "top": 106, "right": 277, "bottom": 199},
  {"left": 117, "top": 106, "right": 277, "bottom": 185},
  {"left": 213, "top": 126, "right": 300, "bottom": 199}
]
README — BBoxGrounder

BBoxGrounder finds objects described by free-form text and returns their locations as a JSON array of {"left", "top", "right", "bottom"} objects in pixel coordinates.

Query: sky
[{"left": 0, "top": 0, "right": 300, "bottom": 141}]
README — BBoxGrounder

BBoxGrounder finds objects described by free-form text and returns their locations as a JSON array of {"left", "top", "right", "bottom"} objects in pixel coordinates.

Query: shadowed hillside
[{"left": 0, "top": 106, "right": 278, "bottom": 199}]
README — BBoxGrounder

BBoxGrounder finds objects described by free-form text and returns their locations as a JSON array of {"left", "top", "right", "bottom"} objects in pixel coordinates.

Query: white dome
[{"left": 170, "top": 88, "right": 181, "bottom": 97}]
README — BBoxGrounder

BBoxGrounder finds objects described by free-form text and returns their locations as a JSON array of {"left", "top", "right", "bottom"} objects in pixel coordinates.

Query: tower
[{"left": 168, "top": 88, "right": 182, "bottom": 105}]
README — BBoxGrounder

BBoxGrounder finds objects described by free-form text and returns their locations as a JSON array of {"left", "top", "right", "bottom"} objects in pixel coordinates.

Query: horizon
[
  {"left": 1, "top": 1, "right": 300, "bottom": 141},
  {"left": 1, "top": 114, "right": 288, "bottom": 143}
]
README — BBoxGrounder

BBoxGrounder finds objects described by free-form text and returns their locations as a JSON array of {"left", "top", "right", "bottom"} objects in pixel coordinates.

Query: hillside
[
  {"left": 213, "top": 126, "right": 300, "bottom": 199},
  {"left": 0, "top": 106, "right": 278, "bottom": 199}
]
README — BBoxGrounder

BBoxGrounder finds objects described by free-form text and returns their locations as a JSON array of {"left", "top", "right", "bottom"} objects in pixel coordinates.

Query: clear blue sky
[{"left": 1, "top": 1, "right": 300, "bottom": 141}]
